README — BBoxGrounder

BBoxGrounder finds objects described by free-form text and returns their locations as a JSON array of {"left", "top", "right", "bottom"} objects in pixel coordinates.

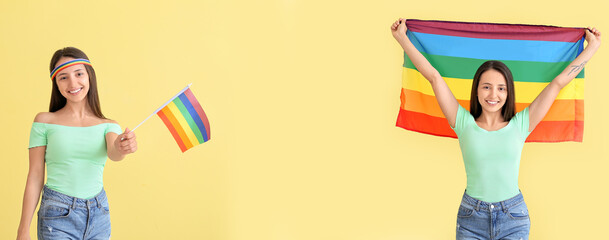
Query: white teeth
[
  {"left": 487, "top": 101, "right": 498, "bottom": 104},
  {"left": 69, "top": 88, "right": 82, "bottom": 94}
]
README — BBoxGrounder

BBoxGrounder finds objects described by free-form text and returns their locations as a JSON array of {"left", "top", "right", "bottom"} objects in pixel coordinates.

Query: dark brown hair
[
  {"left": 469, "top": 60, "right": 515, "bottom": 122},
  {"left": 49, "top": 47, "right": 105, "bottom": 119}
]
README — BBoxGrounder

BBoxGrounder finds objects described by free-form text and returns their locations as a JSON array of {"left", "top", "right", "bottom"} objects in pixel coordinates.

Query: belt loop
[
  {"left": 475, "top": 200, "right": 481, "bottom": 212},
  {"left": 96, "top": 196, "right": 101, "bottom": 208},
  {"left": 71, "top": 197, "right": 77, "bottom": 209},
  {"left": 501, "top": 201, "right": 507, "bottom": 213}
]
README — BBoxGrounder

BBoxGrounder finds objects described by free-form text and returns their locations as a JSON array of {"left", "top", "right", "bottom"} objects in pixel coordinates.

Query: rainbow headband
[{"left": 50, "top": 59, "right": 92, "bottom": 80}]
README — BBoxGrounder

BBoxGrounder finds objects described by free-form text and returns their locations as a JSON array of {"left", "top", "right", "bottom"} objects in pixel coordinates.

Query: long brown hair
[
  {"left": 49, "top": 47, "right": 105, "bottom": 119},
  {"left": 469, "top": 60, "right": 515, "bottom": 122}
]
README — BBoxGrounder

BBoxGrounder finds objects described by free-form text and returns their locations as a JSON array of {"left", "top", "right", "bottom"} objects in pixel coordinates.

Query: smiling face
[
  {"left": 469, "top": 61, "right": 516, "bottom": 121},
  {"left": 53, "top": 57, "right": 90, "bottom": 103},
  {"left": 477, "top": 69, "right": 508, "bottom": 114}
]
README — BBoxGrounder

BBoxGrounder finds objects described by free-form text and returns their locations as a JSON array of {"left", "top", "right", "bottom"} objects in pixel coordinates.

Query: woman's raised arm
[
  {"left": 392, "top": 18, "right": 460, "bottom": 127},
  {"left": 528, "top": 28, "right": 601, "bottom": 132}
]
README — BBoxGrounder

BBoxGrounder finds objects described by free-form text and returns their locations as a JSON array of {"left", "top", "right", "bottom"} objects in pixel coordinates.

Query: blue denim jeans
[
  {"left": 456, "top": 191, "right": 530, "bottom": 240},
  {"left": 37, "top": 185, "right": 111, "bottom": 240}
]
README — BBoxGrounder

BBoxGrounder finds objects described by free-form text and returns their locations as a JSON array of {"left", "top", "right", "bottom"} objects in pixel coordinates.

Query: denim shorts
[
  {"left": 37, "top": 185, "right": 111, "bottom": 240},
  {"left": 456, "top": 191, "right": 530, "bottom": 240}
]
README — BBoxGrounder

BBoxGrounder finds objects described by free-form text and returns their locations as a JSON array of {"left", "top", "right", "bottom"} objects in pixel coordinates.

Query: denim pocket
[
  {"left": 507, "top": 202, "right": 529, "bottom": 220},
  {"left": 39, "top": 200, "right": 71, "bottom": 219},
  {"left": 100, "top": 200, "right": 110, "bottom": 214},
  {"left": 457, "top": 204, "right": 474, "bottom": 218}
]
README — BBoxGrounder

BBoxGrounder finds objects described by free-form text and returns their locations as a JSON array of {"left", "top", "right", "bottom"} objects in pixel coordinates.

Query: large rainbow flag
[
  {"left": 397, "top": 19, "right": 586, "bottom": 142},
  {"left": 155, "top": 84, "right": 211, "bottom": 152}
]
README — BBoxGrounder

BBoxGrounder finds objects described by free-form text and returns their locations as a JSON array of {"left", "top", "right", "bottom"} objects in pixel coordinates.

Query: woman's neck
[
  {"left": 477, "top": 110, "right": 505, "bottom": 125},
  {"left": 61, "top": 98, "right": 93, "bottom": 120}
]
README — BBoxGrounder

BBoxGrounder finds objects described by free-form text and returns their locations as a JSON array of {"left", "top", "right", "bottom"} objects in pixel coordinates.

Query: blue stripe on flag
[
  {"left": 178, "top": 93, "right": 209, "bottom": 142},
  {"left": 407, "top": 31, "right": 583, "bottom": 63}
]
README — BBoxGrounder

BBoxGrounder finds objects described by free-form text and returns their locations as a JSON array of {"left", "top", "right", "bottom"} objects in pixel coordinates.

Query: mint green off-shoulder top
[{"left": 29, "top": 122, "right": 122, "bottom": 199}]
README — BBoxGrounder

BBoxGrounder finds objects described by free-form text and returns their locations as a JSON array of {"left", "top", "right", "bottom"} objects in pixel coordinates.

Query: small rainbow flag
[
  {"left": 397, "top": 19, "right": 586, "bottom": 142},
  {"left": 156, "top": 85, "right": 210, "bottom": 152},
  {"left": 131, "top": 84, "right": 210, "bottom": 152}
]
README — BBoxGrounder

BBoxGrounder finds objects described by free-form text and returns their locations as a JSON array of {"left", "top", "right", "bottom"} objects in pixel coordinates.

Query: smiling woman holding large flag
[
  {"left": 391, "top": 19, "right": 601, "bottom": 239},
  {"left": 17, "top": 47, "right": 137, "bottom": 240}
]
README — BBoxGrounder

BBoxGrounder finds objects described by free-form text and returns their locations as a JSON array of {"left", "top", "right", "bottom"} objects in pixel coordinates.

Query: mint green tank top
[
  {"left": 451, "top": 105, "right": 532, "bottom": 202},
  {"left": 29, "top": 122, "right": 122, "bottom": 199}
]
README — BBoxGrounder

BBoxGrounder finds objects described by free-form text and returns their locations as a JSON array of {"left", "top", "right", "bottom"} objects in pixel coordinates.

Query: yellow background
[{"left": 1, "top": 0, "right": 607, "bottom": 239}]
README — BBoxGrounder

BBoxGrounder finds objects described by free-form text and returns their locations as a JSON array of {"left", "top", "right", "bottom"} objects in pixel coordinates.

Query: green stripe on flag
[
  {"left": 173, "top": 97, "right": 204, "bottom": 144},
  {"left": 404, "top": 52, "right": 584, "bottom": 82}
]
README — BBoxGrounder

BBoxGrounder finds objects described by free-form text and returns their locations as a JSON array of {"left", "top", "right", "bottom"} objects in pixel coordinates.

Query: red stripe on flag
[
  {"left": 406, "top": 19, "right": 585, "bottom": 42},
  {"left": 526, "top": 120, "right": 584, "bottom": 142},
  {"left": 397, "top": 109, "right": 584, "bottom": 142},
  {"left": 396, "top": 109, "right": 457, "bottom": 139},
  {"left": 157, "top": 109, "right": 188, "bottom": 152}
]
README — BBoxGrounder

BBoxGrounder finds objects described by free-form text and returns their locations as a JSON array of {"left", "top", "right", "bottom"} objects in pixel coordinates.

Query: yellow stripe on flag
[
  {"left": 161, "top": 106, "right": 193, "bottom": 149},
  {"left": 402, "top": 67, "right": 583, "bottom": 102},
  {"left": 167, "top": 102, "right": 200, "bottom": 145}
]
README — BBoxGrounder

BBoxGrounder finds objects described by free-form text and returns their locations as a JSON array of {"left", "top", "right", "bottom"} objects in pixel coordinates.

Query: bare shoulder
[
  {"left": 33, "top": 112, "right": 55, "bottom": 123},
  {"left": 103, "top": 118, "right": 119, "bottom": 125}
]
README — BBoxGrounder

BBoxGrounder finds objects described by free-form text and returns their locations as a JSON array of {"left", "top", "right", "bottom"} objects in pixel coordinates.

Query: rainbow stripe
[
  {"left": 397, "top": 19, "right": 586, "bottom": 142},
  {"left": 50, "top": 59, "right": 92, "bottom": 80},
  {"left": 157, "top": 88, "right": 210, "bottom": 152}
]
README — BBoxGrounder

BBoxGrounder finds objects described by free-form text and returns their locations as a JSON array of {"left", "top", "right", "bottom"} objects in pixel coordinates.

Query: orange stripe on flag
[
  {"left": 157, "top": 110, "right": 187, "bottom": 152},
  {"left": 401, "top": 89, "right": 583, "bottom": 121},
  {"left": 161, "top": 106, "right": 193, "bottom": 150}
]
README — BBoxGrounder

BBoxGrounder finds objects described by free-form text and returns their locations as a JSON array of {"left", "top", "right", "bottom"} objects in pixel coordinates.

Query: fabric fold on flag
[{"left": 397, "top": 19, "right": 586, "bottom": 142}]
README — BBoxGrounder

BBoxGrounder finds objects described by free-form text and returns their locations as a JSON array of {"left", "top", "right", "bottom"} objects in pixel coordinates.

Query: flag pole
[{"left": 129, "top": 83, "right": 192, "bottom": 133}]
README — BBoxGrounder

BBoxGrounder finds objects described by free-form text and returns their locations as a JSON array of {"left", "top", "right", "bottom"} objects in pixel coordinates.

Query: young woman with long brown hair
[
  {"left": 17, "top": 47, "right": 138, "bottom": 240},
  {"left": 391, "top": 19, "right": 601, "bottom": 239}
]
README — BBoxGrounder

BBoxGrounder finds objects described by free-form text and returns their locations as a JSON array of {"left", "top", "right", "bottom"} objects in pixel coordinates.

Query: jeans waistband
[
  {"left": 42, "top": 185, "right": 107, "bottom": 209},
  {"left": 461, "top": 190, "right": 524, "bottom": 213}
]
